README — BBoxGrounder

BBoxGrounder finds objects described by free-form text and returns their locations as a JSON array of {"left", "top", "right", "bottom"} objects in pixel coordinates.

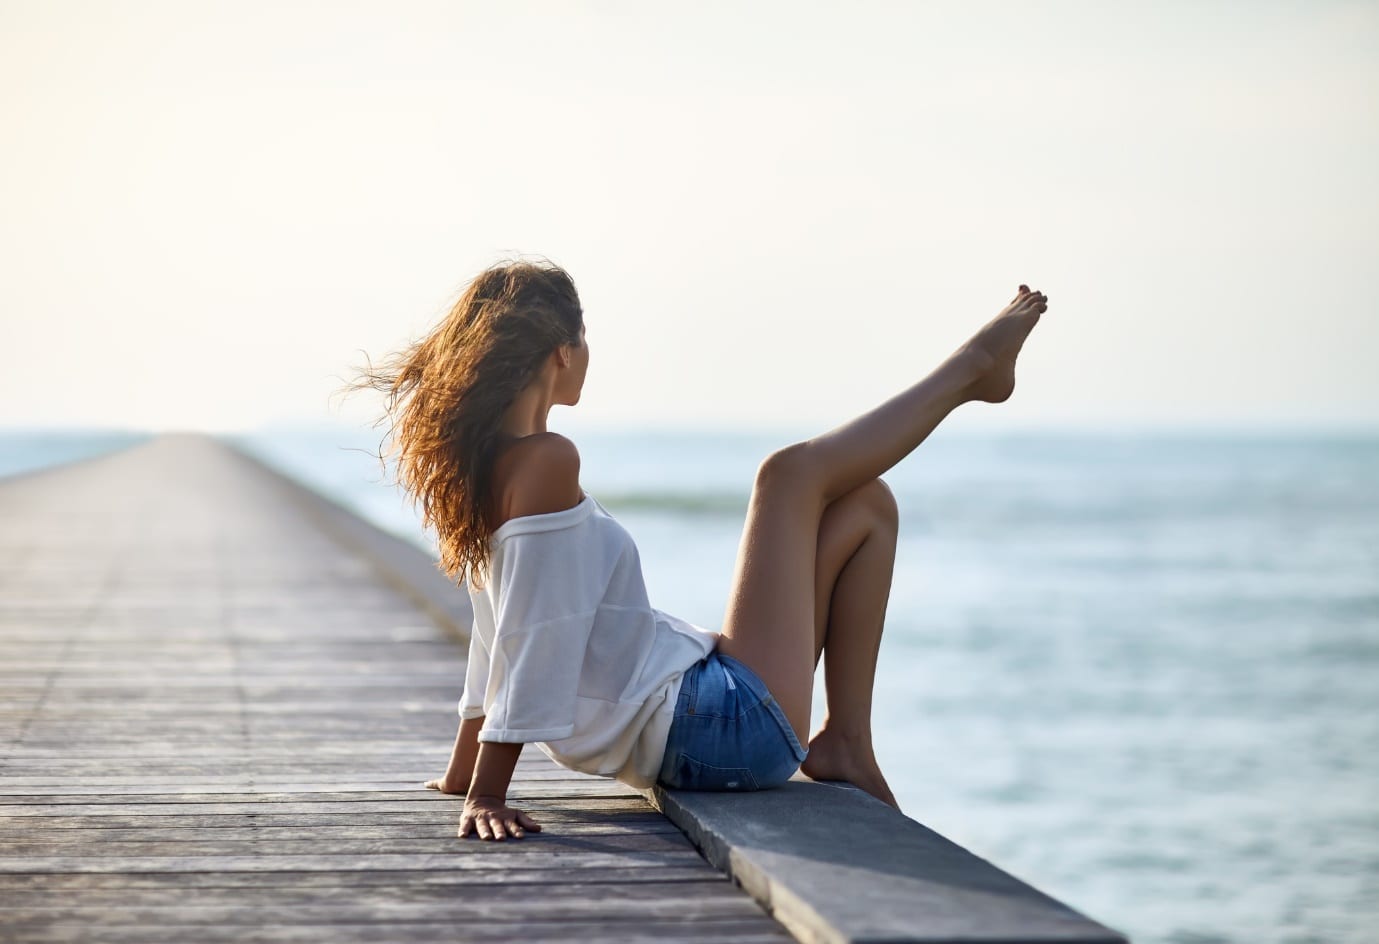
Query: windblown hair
[{"left": 340, "top": 257, "right": 584, "bottom": 592}]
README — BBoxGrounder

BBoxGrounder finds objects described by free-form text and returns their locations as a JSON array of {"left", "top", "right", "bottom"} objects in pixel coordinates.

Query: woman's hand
[
  {"left": 459, "top": 794, "right": 542, "bottom": 840},
  {"left": 422, "top": 776, "right": 468, "bottom": 795}
]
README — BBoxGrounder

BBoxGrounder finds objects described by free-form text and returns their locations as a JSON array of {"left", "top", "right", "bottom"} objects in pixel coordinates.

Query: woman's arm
[
  {"left": 425, "top": 720, "right": 543, "bottom": 839},
  {"left": 446, "top": 433, "right": 578, "bottom": 840},
  {"left": 461, "top": 741, "right": 541, "bottom": 840},
  {"left": 424, "top": 715, "right": 484, "bottom": 794}
]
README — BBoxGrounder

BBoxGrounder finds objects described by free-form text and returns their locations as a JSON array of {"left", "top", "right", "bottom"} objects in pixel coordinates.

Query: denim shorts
[{"left": 656, "top": 650, "right": 809, "bottom": 791}]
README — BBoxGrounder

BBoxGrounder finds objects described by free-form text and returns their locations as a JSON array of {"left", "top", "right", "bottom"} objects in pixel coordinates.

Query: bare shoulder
[{"left": 493, "top": 432, "right": 582, "bottom": 524}]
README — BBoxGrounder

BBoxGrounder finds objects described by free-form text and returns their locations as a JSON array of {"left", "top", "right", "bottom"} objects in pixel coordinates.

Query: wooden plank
[
  {"left": 0, "top": 851, "right": 711, "bottom": 873},
  {"left": 0, "top": 795, "right": 638, "bottom": 815},
  {"left": 0, "top": 821, "right": 685, "bottom": 841},
  {"left": 0, "top": 867, "right": 721, "bottom": 891},
  {"left": 0, "top": 771, "right": 618, "bottom": 783},
  {"left": 0, "top": 919, "right": 794, "bottom": 944},
  {"left": 0, "top": 831, "right": 695, "bottom": 856},
  {"left": 0, "top": 879, "right": 746, "bottom": 910},
  {"left": 0, "top": 791, "right": 641, "bottom": 814},
  {"left": 0, "top": 803, "right": 657, "bottom": 831},
  {"left": 0, "top": 898, "right": 771, "bottom": 926}
]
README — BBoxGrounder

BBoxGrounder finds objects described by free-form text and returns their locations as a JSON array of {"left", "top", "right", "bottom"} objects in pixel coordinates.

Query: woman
[{"left": 353, "top": 258, "right": 1047, "bottom": 842}]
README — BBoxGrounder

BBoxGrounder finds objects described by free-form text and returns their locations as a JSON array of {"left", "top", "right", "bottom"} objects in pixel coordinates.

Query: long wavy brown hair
[{"left": 340, "top": 257, "right": 584, "bottom": 592}]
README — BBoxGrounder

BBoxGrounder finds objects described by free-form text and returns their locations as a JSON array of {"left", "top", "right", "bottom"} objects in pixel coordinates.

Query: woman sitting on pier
[{"left": 357, "top": 258, "right": 1047, "bottom": 841}]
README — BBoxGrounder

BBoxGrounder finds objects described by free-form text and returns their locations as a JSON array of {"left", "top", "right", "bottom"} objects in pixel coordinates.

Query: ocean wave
[{"left": 595, "top": 489, "right": 748, "bottom": 516}]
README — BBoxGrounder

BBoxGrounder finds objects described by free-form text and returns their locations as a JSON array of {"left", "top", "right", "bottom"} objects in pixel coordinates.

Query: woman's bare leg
[
  {"left": 716, "top": 286, "right": 1048, "bottom": 751},
  {"left": 801, "top": 477, "right": 901, "bottom": 808}
]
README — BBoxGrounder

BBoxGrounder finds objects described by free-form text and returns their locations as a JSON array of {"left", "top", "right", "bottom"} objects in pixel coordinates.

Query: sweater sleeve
[
  {"left": 477, "top": 526, "right": 605, "bottom": 744},
  {"left": 457, "top": 617, "right": 489, "bottom": 720}
]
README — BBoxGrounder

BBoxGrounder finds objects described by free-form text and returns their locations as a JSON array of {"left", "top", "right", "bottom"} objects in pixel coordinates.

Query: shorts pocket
[
  {"left": 689, "top": 659, "right": 765, "bottom": 721},
  {"left": 677, "top": 752, "right": 759, "bottom": 791}
]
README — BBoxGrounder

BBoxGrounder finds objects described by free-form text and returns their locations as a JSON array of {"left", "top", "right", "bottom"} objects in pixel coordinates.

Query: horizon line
[{"left": 2, "top": 420, "right": 1378, "bottom": 440}]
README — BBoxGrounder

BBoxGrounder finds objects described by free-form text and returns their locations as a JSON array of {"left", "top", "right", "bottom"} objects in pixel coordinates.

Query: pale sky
[{"left": 3, "top": 0, "right": 1376, "bottom": 434}]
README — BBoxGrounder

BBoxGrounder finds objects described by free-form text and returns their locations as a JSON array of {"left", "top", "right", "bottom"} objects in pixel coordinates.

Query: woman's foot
[
  {"left": 800, "top": 727, "right": 901, "bottom": 811},
  {"left": 423, "top": 776, "right": 468, "bottom": 795},
  {"left": 958, "top": 284, "right": 1049, "bottom": 404}
]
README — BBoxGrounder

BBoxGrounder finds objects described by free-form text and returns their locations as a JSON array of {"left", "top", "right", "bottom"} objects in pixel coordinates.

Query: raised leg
[{"left": 715, "top": 286, "right": 1047, "bottom": 756}]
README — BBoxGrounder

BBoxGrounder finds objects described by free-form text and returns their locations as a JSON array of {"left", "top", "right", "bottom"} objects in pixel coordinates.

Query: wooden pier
[
  {"left": 0, "top": 433, "right": 1129, "bottom": 943},
  {"left": 0, "top": 434, "right": 792, "bottom": 942}
]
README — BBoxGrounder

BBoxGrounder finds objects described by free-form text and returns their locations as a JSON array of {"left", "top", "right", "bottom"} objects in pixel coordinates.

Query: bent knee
[
  {"left": 861, "top": 477, "right": 899, "bottom": 530},
  {"left": 754, "top": 441, "right": 817, "bottom": 490}
]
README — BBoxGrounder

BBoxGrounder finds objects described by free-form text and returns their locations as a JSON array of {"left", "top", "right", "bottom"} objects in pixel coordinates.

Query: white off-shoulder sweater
[{"left": 458, "top": 491, "right": 720, "bottom": 789}]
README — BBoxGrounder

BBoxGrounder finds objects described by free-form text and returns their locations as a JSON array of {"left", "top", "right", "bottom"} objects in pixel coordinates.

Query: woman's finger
[
  {"left": 474, "top": 816, "right": 492, "bottom": 840},
  {"left": 517, "top": 811, "right": 543, "bottom": 831},
  {"left": 487, "top": 813, "right": 507, "bottom": 840},
  {"left": 458, "top": 814, "right": 472, "bottom": 838}
]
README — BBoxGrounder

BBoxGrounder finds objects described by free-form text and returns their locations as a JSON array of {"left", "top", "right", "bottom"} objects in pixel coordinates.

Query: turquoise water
[
  {"left": 5, "top": 424, "right": 1377, "bottom": 944},
  {"left": 0, "top": 428, "right": 156, "bottom": 481}
]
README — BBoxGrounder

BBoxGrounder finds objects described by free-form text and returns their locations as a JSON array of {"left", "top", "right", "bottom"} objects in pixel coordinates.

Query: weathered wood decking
[{"left": 0, "top": 434, "right": 794, "bottom": 942}]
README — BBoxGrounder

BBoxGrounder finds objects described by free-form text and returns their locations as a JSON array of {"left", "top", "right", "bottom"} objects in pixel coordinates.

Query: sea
[{"left": 3, "top": 422, "right": 1376, "bottom": 944}]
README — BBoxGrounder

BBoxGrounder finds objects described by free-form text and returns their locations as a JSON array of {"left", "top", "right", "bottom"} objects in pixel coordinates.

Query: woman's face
[{"left": 560, "top": 322, "right": 589, "bottom": 406}]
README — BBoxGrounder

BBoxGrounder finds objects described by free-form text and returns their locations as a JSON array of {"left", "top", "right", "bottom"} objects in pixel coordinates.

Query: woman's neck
[{"left": 499, "top": 386, "right": 554, "bottom": 438}]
